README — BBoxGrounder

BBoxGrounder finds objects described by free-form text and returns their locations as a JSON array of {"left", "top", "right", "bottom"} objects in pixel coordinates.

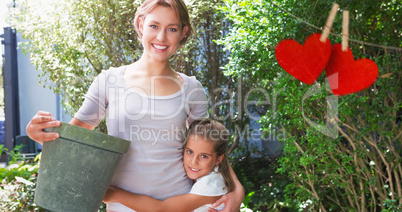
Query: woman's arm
[
  {"left": 69, "top": 117, "right": 95, "bottom": 130},
  {"left": 211, "top": 165, "right": 244, "bottom": 212},
  {"left": 103, "top": 186, "right": 221, "bottom": 212}
]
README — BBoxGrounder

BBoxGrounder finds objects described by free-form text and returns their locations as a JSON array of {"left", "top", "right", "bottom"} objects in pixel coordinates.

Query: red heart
[
  {"left": 326, "top": 44, "right": 379, "bottom": 96},
  {"left": 275, "top": 33, "right": 332, "bottom": 84}
]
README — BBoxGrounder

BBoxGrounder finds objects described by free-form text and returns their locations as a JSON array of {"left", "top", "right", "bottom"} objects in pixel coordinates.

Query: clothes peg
[
  {"left": 320, "top": 3, "right": 340, "bottom": 42},
  {"left": 342, "top": 10, "right": 349, "bottom": 51}
]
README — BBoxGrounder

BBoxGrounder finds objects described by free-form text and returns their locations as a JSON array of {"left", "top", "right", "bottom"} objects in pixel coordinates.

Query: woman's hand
[
  {"left": 209, "top": 186, "right": 244, "bottom": 212},
  {"left": 26, "top": 111, "right": 61, "bottom": 144},
  {"left": 103, "top": 186, "right": 120, "bottom": 204},
  {"left": 209, "top": 164, "right": 245, "bottom": 212}
]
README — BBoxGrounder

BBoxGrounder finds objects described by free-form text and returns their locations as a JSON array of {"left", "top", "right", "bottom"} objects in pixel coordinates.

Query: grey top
[{"left": 75, "top": 66, "right": 208, "bottom": 211}]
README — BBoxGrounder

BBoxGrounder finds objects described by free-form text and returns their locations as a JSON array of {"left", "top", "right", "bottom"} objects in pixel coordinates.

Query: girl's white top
[
  {"left": 190, "top": 167, "right": 228, "bottom": 211},
  {"left": 74, "top": 66, "right": 208, "bottom": 211}
]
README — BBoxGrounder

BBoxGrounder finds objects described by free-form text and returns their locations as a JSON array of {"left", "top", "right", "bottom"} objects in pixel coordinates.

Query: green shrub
[
  {"left": 219, "top": 0, "right": 401, "bottom": 211},
  {"left": 0, "top": 150, "right": 42, "bottom": 211},
  {"left": 232, "top": 157, "right": 298, "bottom": 211}
]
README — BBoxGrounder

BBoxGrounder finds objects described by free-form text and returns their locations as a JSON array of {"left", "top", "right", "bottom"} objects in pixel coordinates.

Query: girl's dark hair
[{"left": 183, "top": 119, "right": 234, "bottom": 192}]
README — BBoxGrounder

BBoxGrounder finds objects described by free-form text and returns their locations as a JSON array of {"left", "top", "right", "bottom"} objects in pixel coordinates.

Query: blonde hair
[
  {"left": 133, "top": 0, "right": 193, "bottom": 46},
  {"left": 184, "top": 119, "right": 235, "bottom": 193}
]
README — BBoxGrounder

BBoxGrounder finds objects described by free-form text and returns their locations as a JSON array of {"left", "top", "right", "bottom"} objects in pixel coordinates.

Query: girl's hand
[{"left": 26, "top": 111, "right": 61, "bottom": 144}]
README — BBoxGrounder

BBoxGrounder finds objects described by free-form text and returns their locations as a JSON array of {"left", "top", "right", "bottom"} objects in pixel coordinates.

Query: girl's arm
[
  {"left": 103, "top": 186, "right": 221, "bottom": 212},
  {"left": 211, "top": 166, "right": 244, "bottom": 212}
]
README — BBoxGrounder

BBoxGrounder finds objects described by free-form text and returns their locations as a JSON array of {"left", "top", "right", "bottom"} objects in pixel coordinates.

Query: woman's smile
[{"left": 152, "top": 43, "right": 169, "bottom": 51}]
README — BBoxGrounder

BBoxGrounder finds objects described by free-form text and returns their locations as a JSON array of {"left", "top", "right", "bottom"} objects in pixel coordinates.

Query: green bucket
[{"left": 34, "top": 122, "right": 130, "bottom": 212}]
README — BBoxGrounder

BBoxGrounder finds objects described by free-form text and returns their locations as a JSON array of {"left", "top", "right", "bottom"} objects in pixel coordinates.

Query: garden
[{"left": 1, "top": 0, "right": 401, "bottom": 211}]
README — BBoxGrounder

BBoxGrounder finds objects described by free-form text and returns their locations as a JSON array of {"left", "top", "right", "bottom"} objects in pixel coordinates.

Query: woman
[{"left": 26, "top": 0, "right": 244, "bottom": 211}]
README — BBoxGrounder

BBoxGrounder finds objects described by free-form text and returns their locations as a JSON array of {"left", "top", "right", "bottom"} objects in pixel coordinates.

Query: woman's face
[
  {"left": 183, "top": 135, "right": 223, "bottom": 180},
  {"left": 139, "top": 5, "right": 188, "bottom": 62}
]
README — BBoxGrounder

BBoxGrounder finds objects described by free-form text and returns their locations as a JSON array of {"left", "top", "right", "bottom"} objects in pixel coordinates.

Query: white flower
[
  {"left": 240, "top": 203, "right": 253, "bottom": 212},
  {"left": 369, "top": 161, "right": 375, "bottom": 166},
  {"left": 15, "top": 176, "right": 34, "bottom": 186},
  {"left": 7, "top": 164, "right": 19, "bottom": 170},
  {"left": 300, "top": 199, "right": 313, "bottom": 209},
  {"left": 300, "top": 203, "right": 307, "bottom": 209}
]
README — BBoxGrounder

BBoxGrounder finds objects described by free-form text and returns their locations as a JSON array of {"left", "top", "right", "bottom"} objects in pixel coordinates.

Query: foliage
[
  {"left": 232, "top": 157, "right": 298, "bottom": 211},
  {"left": 4, "top": 144, "right": 24, "bottom": 163},
  {"left": 219, "top": 0, "right": 401, "bottom": 211},
  {"left": 0, "top": 173, "right": 42, "bottom": 211},
  {"left": 0, "top": 144, "right": 38, "bottom": 181},
  {"left": 12, "top": 0, "right": 143, "bottom": 113},
  {"left": 0, "top": 149, "right": 42, "bottom": 211},
  {"left": 185, "top": 0, "right": 279, "bottom": 159}
]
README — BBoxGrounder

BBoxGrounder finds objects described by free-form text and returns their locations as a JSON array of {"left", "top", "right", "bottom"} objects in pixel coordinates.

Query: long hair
[
  {"left": 184, "top": 119, "right": 235, "bottom": 192},
  {"left": 133, "top": 0, "right": 193, "bottom": 46}
]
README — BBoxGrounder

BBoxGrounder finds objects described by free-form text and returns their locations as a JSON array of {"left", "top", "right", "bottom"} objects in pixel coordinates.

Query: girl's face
[
  {"left": 138, "top": 5, "right": 188, "bottom": 62},
  {"left": 183, "top": 135, "right": 224, "bottom": 180}
]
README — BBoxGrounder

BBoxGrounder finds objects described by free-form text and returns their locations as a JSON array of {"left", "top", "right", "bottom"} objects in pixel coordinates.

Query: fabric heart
[
  {"left": 326, "top": 44, "right": 379, "bottom": 96},
  {"left": 275, "top": 33, "right": 332, "bottom": 84}
]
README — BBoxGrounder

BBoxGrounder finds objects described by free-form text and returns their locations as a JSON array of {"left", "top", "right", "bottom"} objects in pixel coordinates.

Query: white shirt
[{"left": 190, "top": 167, "right": 227, "bottom": 211}]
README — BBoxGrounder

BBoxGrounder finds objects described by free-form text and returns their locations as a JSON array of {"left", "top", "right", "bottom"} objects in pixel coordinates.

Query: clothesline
[{"left": 271, "top": 1, "right": 402, "bottom": 52}]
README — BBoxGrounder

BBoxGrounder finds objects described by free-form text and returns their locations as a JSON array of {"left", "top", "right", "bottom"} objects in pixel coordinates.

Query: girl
[
  {"left": 103, "top": 119, "right": 234, "bottom": 212},
  {"left": 26, "top": 0, "right": 244, "bottom": 211}
]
